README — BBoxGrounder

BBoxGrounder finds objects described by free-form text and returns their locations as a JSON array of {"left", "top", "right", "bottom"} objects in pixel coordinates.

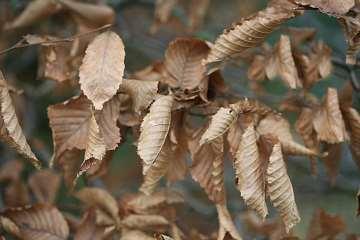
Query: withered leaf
[
  {"left": 187, "top": 0, "right": 210, "bottom": 32},
  {"left": 79, "top": 31, "right": 125, "bottom": 110},
  {"left": 216, "top": 204, "right": 242, "bottom": 240},
  {"left": 164, "top": 38, "right": 209, "bottom": 90},
  {"left": 313, "top": 88, "right": 348, "bottom": 143},
  {"left": 120, "top": 230, "right": 154, "bottom": 240},
  {"left": 322, "top": 143, "right": 342, "bottom": 185},
  {"left": 3, "top": 204, "right": 69, "bottom": 240},
  {"left": 204, "top": 6, "right": 297, "bottom": 68},
  {"left": 28, "top": 169, "right": 61, "bottom": 204},
  {"left": 235, "top": 125, "right": 268, "bottom": 219},
  {"left": 190, "top": 135, "right": 225, "bottom": 204},
  {"left": 0, "top": 216, "right": 21, "bottom": 239},
  {"left": 4, "top": 179, "right": 30, "bottom": 207},
  {"left": 75, "top": 187, "right": 120, "bottom": 227},
  {"left": 4, "top": 0, "right": 61, "bottom": 30},
  {"left": 121, "top": 79, "right": 159, "bottom": 114},
  {"left": 339, "top": 15, "right": 360, "bottom": 65},
  {"left": 74, "top": 209, "right": 108, "bottom": 240},
  {"left": 121, "top": 214, "right": 169, "bottom": 231},
  {"left": 150, "top": 0, "right": 178, "bottom": 34},
  {"left": 57, "top": 0, "right": 115, "bottom": 28},
  {"left": 266, "top": 143, "right": 300, "bottom": 232},
  {"left": 0, "top": 71, "right": 40, "bottom": 168},
  {"left": 0, "top": 160, "right": 23, "bottom": 182},
  {"left": 343, "top": 108, "right": 360, "bottom": 170},
  {"left": 294, "top": 0, "right": 354, "bottom": 15},
  {"left": 138, "top": 95, "right": 174, "bottom": 170}
]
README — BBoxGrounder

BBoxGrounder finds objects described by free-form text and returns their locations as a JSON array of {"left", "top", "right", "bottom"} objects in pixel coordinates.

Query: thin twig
[{"left": 0, "top": 24, "right": 112, "bottom": 56}]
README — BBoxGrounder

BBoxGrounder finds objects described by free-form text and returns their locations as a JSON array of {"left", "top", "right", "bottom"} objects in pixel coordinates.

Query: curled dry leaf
[
  {"left": 343, "top": 108, "right": 360, "bottom": 169},
  {"left": 75, "top": 187, "right": 120, "bottom": 227},
  {"left": 339, "top": 15, "right": 360, "bottom": 65},
  {"left": 200, "top": 104, "right": 240, "bottom": 145},
  {"left": 138, "top": 95, "right": 174, "bottom": 171},
  {"left": 57, "top": 0, "right": 115, "bottom": 28},
  {"left": 28, "top": 169, "right": 61, "bottom": 204},
  {"left": 74, "top": 209, "right": 108, "bottom": 240},
  {"left": 164, "top": 38, "right": 209, "bottom": 90},
  {"left": 2, "top": 204, "right": 69, "bottom": 240},
  {"left": 216, "top": 204, "right": 242, "bottom": 240},
  {"left": 235, "top": 125, "right": 268, "bottom": 219},
  {"left": 120, "top": 230, "right": 155, "bottom": 240},
  {"left": 294, "top": 0, "right": 354, "bottom": 15},
  {"left": 79, "top": 31, "right": 125, "bottom": 110},
  {"left": 266, "top": 143, "right": 300, "bottom": 232},
  {"left": 121, "top": 214, "right": 169, "bottom": 231},
  {"left": 121, "top": 79, "right": 159, "bottom": 114},
  {"left": 204, "top": 6, "right": 297, "bottom": 68},
  {"left": 4, "top": 0, "right": 61, "bottom": 30},
  {"left": 0, "top": 216, "right": 21, "bottom": 239},
  {"left": 322, "top": 143, "right": 342, "bottom": 185},
  {"left": 0, "top": 71, "right": 40, "bottom": 168},
  {"left": 257, "top": 114, "right": 318, "bottom": 156},
  {"left": 313, "top": 88, "right": 348, "bottom": 143},
  {"left": 4, "top": 179, "right": 30, "bottom": 207},
  {"left": 190, "top": 135, "right": 225, "bottom": 204}
]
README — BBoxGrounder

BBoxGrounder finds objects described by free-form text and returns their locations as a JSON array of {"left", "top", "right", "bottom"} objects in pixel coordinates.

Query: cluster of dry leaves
[{"left": 0, "top": 0, "right": 359, "bottom": 239}]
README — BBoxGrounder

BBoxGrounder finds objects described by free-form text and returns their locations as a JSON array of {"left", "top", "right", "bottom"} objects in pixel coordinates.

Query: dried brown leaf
[
  {"left": 216, "top": 204, "right": 242, "bottom": 240},
  {"left": 74, "top": 209, "right": 108, "bottom": 240},
  {"left": 28, "top": 170, "right": 61, "bottom": 204},
  {"left": 294, "top": 0, "right": 354, "bottom": 15},
  {"left": 3, "top": 204, "right": 69, "bottom": 240},
  {"left": 266, "top": 143, "right": 300, "bottom": 232},
  {"left": 121, "top": 214, "right": 169, "bottom": 230},
  {"left": 235, "top": 125, "right": 268, "bottom": 219},
  {"left": 187, "top": 0, "right": 210, "bottom": 32},
  {"left": 313, "top": 88, "right": 348, "bottom": 143},
  {"left": 322, "top": 143, "right": 342, "bottom": 184},
  {"left": 121, "top": 230, "right": 155, "bottom": 240},
  {"left": 343, "top": 108, "right": 360, "bottom": 169},
  {"left": 79, "top": 31, "right": 125, "bottom": 110},
  {"left": 138, "top": 95, "right": 174, "bottom": 170},
  {"left": 339, "top": 15, "right": 360, "bottom": 65},
  {"left": 0, "top": 71, "right": 40, "bottom": 168},
  {"left": 0, "top": 160, "right": 23, "bottom": 182},
  {"left": 4, "top": 179, "right": 30, "bottom": 207}
]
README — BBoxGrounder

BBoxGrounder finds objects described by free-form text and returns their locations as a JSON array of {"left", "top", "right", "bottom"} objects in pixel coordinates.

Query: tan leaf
[
  {"left": 56, "top": 149, "right": 83, "bottom": 188},
  {"left": 313, "top": 88, "right": 348, "bottom": 143},
  {"left": 187, "top": 0, "right": 210, "bottom": 32},
  {"left": 121, "top": 79, "right": 159, "bottom": 114},
  {"left": 120, "top": 230, "right": 155, "bottom": 240},
  {"left": 3, "top": 204, "right": 69, "bottom": 240},
  {"left": 257, "top": 114, "right": 317, "bottom": 156},
  {"left": 200, "top": 104, "right": 240, "bottom": 145},
  {"left": 4, "top": 179, "right": 30, "bottom": 207},
  {"left": 28, "top": 170, "right": 61, "bottom": 204},
  {"left": 138, "top": 95, "right": 174, "bottom": 170},
  {"left": 57, "top": 0, "right": 115, "bottom": 28},
  {"left": 266, "top": 143, "right": 300, "bottom": 232},
  {"left": 190, "top": 135, "right": 225, "bottom": 204},
  {"left": 343, "top": 108, "right": 360, "bottom": 169},
  {"left": 322, "top": 143, "right": 342, "bottom": 185},
  {"left": 164, "top": 38, "right": 209, "bottom": 90},
  {"left": 339, "top": 15, "right": 360, "bottom": 65},
  {"left": 0, "top": 160, "right": 23, "bottom": 182},
  {"left": 235, "top": 125, "right": 268, "bottom": 219},
  {"left": 216, "top": 204, "right": 242, "bottom": 240},
  {"left": 121, "top": 214, "right": 169, "bottom": 230},
  {"left": 75, "top": 187, "right": 120, "bottom": 227},
  {"left": 204, "top": 6, "right": 297, "bottom": 68},
  {"left": 79, "top": 31, "right": 125, "bottom": 110},
  {"left": 227, "top": 118, "right": 244, "bottom": 157},
  {"left": 150, "top": 0, "right": 178, "bottom": 34},
  {"left": 294, "top": 0, "right": 354, "bottom": 15},
  {"left": 4, "top": 0, "right": 61, "bottom": 30},
  {"left": 74, "top": 209, "right": 108, "bottom": 240},
  {"left": 277, "top": 35, "right": 302, "bottom": 89},
  {"left": 0, "top": 71, "right": 40, "bottom": 168}
]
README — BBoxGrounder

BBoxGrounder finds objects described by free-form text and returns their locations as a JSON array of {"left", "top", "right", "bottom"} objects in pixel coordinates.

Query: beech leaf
[
  {"left": 216, "top": 204, "right": 242, "bottom": 240},
  {"left": 294, "top": 0, "right": 354, "bottom": 15}
]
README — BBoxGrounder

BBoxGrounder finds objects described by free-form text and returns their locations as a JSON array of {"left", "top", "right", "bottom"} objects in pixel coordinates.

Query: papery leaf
[
  {"left": 235, "top": 125, "right": 268, "bottom": 219},
  {"left": 0, "top": 71, "right": 40, "bottom": 168},
  {"left": 188, "top": 0, "right": 210, "bottom": 32},
  {"left": 266, "top": 143, "right": 300, "bottom": 232},
  {"left": 0, "top": 216, "right": 21, "bottom": 239},
  {"left": 204, "top": 6, "right": 297, "bottom": 68},
  {"left": 322, "top": 143, "right": 342, "bottom": 185},
  {"left": 138, "top": 95, "right": 174, "bottom": 170},
  {"left": 339, "top": 16, "right": 360, "bottom": 65},
  {"left": 4, "top": 0, "right": 61, "bottom": 30},
  {"left": 164, "top": 38, "right": 209, "bottom": 90},
  {"left": 120, "top": 230, "right": 154, "bottom": 240},
  {"left": 79, "top": 31, "right": 125, "bottom": 110},
  {"left": 216, "top": 204, "right": 242, "bottom": 240},
  {"left": 3, "top": 204, "right": 69, "bottom": 240},
  {"left": 74, "top": 209, "right": 108, "bottom": 240},
  {"left": 57, "top": 0, "right": 115, "bottom": 27},
  {"left": 28, "top": 170, "right": 61, "bottom": 204},
  {"left": 257, "top": 114, "right": 317, "bottom": 156},
  {"left": 121, "top": 214, "right": 169, "bottom": 230},
  {"left": 190, "top": 135, "right": 225, "bottom": 204},
  {"left": 343, "top": 108, "right": 360, "bottom": 169},
  {"left": 75, "top": 187, "right": 120, "bottom": 227},
  {"left": 277, "top": 35, "right": 302, "bottom": 89},
  {"left": 121, "top": 79, "right": 159, "bottom": 114},
  {"left": 313, "top": 88, "right": 348, "bottom": 143},
  {"left": 0, "top": 160, "right": 23, "bottom": 182},
  {"left": 294, "top": 0, "right": 354, "bottom": 15},
  {"left": 4, "top": 179, "right": 30, "bottom": 207}
]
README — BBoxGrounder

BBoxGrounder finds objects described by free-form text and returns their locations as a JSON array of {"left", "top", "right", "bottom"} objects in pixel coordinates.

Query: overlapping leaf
[
  {"left": 343, "top": 108, "right": 360, "bottom": 169},
  {"left": 294, "top": 0, "right": 354, "bottom": 15},
  {"left": 216, "top": 204, "right": 242, "bottom": 240}
]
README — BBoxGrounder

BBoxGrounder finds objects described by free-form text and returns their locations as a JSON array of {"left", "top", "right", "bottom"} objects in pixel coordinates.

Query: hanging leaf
[
  {"left": 164, "top": 38, "right": 209, "bottom": 90},
  {"left": 121, "top": 214, "right": 169, "bottom": 231},
  {"left": 339, "top": 15, "right": 360, "bottom": 65},
  {"left": 216, "top": 204, "right": 242, "bottom": 240},
  {"left": 79, "top": 31, "right": 125, "bottom": 110},
  {"left": 138, "top": 95, "right": 174, "bottom": 170},
  {"left": 120, "top": 230, "right": 154, "bottom": 240},
  {"left": 121, "top": 79, "right": 159, "bottom": 114},
  {"left": 322, "top": 143, "right": 342, "bottom": 185},
  {"left": 2, "top": 204, "right": 69, "bottom": 240},
  {"left": 344, "top": 108, "right": 360, "bottom": 170},
  {"left": 190, "top": 135, "right": 225, "bottom": 204},
  {"left": 313, "top": 88, "right": 348, "bottom": 143},
  {"left": 74, "top": 209, "right": 108, "bottom": 240},
  {"left": 235, "top": 125, "right": 268, "bottom": 219},
  {"left": 294, "top": 0, "right": 354, "bottom": 15},
  {"left": 266, "top": 143, "right": 300, "bottom": 232},
  {"left": 204, "top": 5, "right": 298, "bottom": 68},
  {"left": 28, "top": 170, "right": 61, "bottom": 204},
  {"left": 0, "top": 71, "right": 40, "bottom": 168},
  {"left": 150, "top": 0, "right": 178, "bottom": 33}
]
